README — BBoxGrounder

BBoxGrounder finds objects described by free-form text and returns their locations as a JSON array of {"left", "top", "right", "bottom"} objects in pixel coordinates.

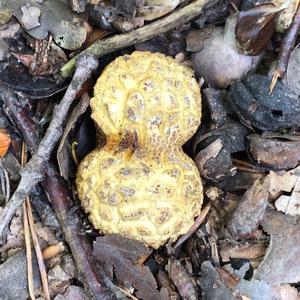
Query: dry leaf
[
  {"left": 12, "top": 42, "right": 67, "bottom": 76},
  {"left": 255, "top": 209, "right": 300, "bottom": 285},
  {"left": 216, "top": 266, "right": 240, "bottom": 289},
  {"left": 195, "top": 139, "right": 223, "bottom": 173},
  {"left": 0, "top": 0, "right": 87, "bottom": 50},
  {"left": 235, "top": 3, "right": 282, "bottom": 55},
  {"left": 0, "top": 128, "right": 11, "bottom": 157},
  {"left": 200, "top": 261, "right": 300, "bottom": 300},
  {"left": 167, "top": 259, "right": 198, "bottom": 300},
  {"left": 227, "top": 176, "right": 270, "bottom": 237},
  {"left": 157, "top": 270, "right": 180, "bottom": 299},
  {"left": 20, "top": 5, "right": 41, "bottom": 30},
  {"left": 93, "top": 235, "right": 159, "bottom": 300},
  {"left": 248, "top": 133, "right": 300, "bottom": 170},
  {"left": 274, "top": 170, "right": 300, "bottom": 216},
  {"left": 268, "top": 167, "right": 300, "bottom": 198},
  {"left": 220, "top": 241, "right": 267, "bottom": 263}
]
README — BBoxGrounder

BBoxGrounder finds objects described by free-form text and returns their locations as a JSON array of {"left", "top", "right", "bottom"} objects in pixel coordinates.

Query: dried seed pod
[
  {"left": 76, "top": 51, "right": 203, "bottom": 248},
  {"left": 193, "top": 120, "right": 249, "bottom": 181},
  {"left": 0, "top": 128, "right": 11, "bottom": 157},
  {"left": 248, "top": 133, "right": 300, "bottom": 170},
  {"left": 235, "top": 3, "right": 282, "bottom": 55},
  {"left": 230, "top": 74, "right": 300, "bottom": 131}
]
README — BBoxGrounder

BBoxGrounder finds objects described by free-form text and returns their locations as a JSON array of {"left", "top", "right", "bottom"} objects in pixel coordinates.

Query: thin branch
[
  {"left": 27, "top": 200, "right": 50, "bottom": 300},
  {"left": 270, "top": 2, "right": 300, "bottom": 92},
  {"left": 21, "top": 144, "right": 50, "bottom": 300},
  {"left": 23, "top": 201, "right": 35, "bottom": 300},
  {"left": 60, "top": 0, "right": 207, "bottom": 78},
  {"left": 0, "top": 74, "right": 112, "bottom": 297},
  {"left": 22, "top": 143, "right": 36, "bottom": 300},
  {"left": 173, "top": 202, "right": 211, "bottom": 250},
  {"left": 0, "top": 54, "right": 99, "bottom": 243}
]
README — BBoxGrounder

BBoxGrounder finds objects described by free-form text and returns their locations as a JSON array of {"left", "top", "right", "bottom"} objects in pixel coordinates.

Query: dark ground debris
[{"left": 0, "top": 0, "right": 299, "bottom": 299}]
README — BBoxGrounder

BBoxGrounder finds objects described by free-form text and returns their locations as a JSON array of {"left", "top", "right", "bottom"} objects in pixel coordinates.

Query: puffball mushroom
[
  {"left": 187, "top": 16, "right": 261, "bottom": 89},
  {"left": 76, "top": 51, "right": 203, "bottom": 249}
]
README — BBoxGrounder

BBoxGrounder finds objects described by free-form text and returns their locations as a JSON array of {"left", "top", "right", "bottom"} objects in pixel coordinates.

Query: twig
[
  {"left": 0, "top": 53, "right": 98, "bottom": 243},
  {"left": 22, "top": 144, "right": 36, "bottom": 300},
  {"left": 60, "top": 0, "right": 207, "bottom": 78},
  {"left": 0, "top": 77, "right": 113, "bottom": 297},
  {"left": 270, "top": 2, "right": 300, "bottom": 92},
  {"left": 21, "top": 144, "right": 50, "bottom": 300},
  {"left": 43, "top": 166, "right": 112, "bottom": 298},
  {"left": 104, "top": 277, "right": 138, "bottom": 300},
  {"left": 173, "top": 202, "right": 211, "bottom": 249},
  {"left": 0, "top": 160, "right": 10, "bottom": 202},
  {"left": 232, "top": 159, "right": 264, "bottom": 173},
  {"left": 27, "top": 199, "right": 51, "bottom": 300},
  {"left": 23, "top": 200, "right": 35, "bottom": 300}
]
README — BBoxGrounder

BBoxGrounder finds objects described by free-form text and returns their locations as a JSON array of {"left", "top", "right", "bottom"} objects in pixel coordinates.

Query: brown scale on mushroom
[{"left": 76, "top": 51, "right": 203, "bottom": 248}]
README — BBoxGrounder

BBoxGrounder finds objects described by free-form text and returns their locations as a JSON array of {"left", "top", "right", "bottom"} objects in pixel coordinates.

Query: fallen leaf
[
  {"left": 0, "top": 0, "right": 87, "bottom": 50},
  {"left": 235, "top": 3, "right": 282, "bottom": 55},
  {"left": 275, "top": 172, "right": 300, "bottom": 216},
  {"left": 20, "top": 5, "right": 41, "bottom": 30},
  {"left": 200, "top": 261, "right": 300, "bottom": 300},
  {"left": 248, "top": 133, "right": 300, "bottom": 170},
  {"left": 0, "top": 128, "right": 11, "bottom": 157},
  {"left": 227, "top": 176, "right": 270, "bottom": 237},
  {"left": 220, "top": 241, "right": 267, "bottom": 263},
  {"left": 268, "top": 167, "right": 300, "bottom": 198},
  {"left": 216, "top": 266, "right": 240, "bottom": 289},
  {"left": 48, "top": 264, "right": 72, "bottom": 296},
  {"left": 157, "top": 270, "right": 180, "bottom": 299},
  {"left": 167, "top": 259, "right": 198, "bottom": 300},
  {"left": 255, "top": 208, "right": 300, "bottom": 284},
  {"left": 93, "top": 234, "right": 159, "bottom": 300},
  {"left": 11, "top": 42, "right": 67, "bottom": 76}
]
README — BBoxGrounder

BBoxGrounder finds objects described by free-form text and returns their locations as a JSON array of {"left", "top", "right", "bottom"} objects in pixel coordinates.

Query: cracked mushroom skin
[{"left": 76, "top": 51, "right": 203, "bottom": 249}]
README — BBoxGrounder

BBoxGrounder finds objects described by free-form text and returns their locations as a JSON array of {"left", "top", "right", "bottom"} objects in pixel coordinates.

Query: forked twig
[{"left": 0, "top": 54, "right": 98, "bottom": 243}]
